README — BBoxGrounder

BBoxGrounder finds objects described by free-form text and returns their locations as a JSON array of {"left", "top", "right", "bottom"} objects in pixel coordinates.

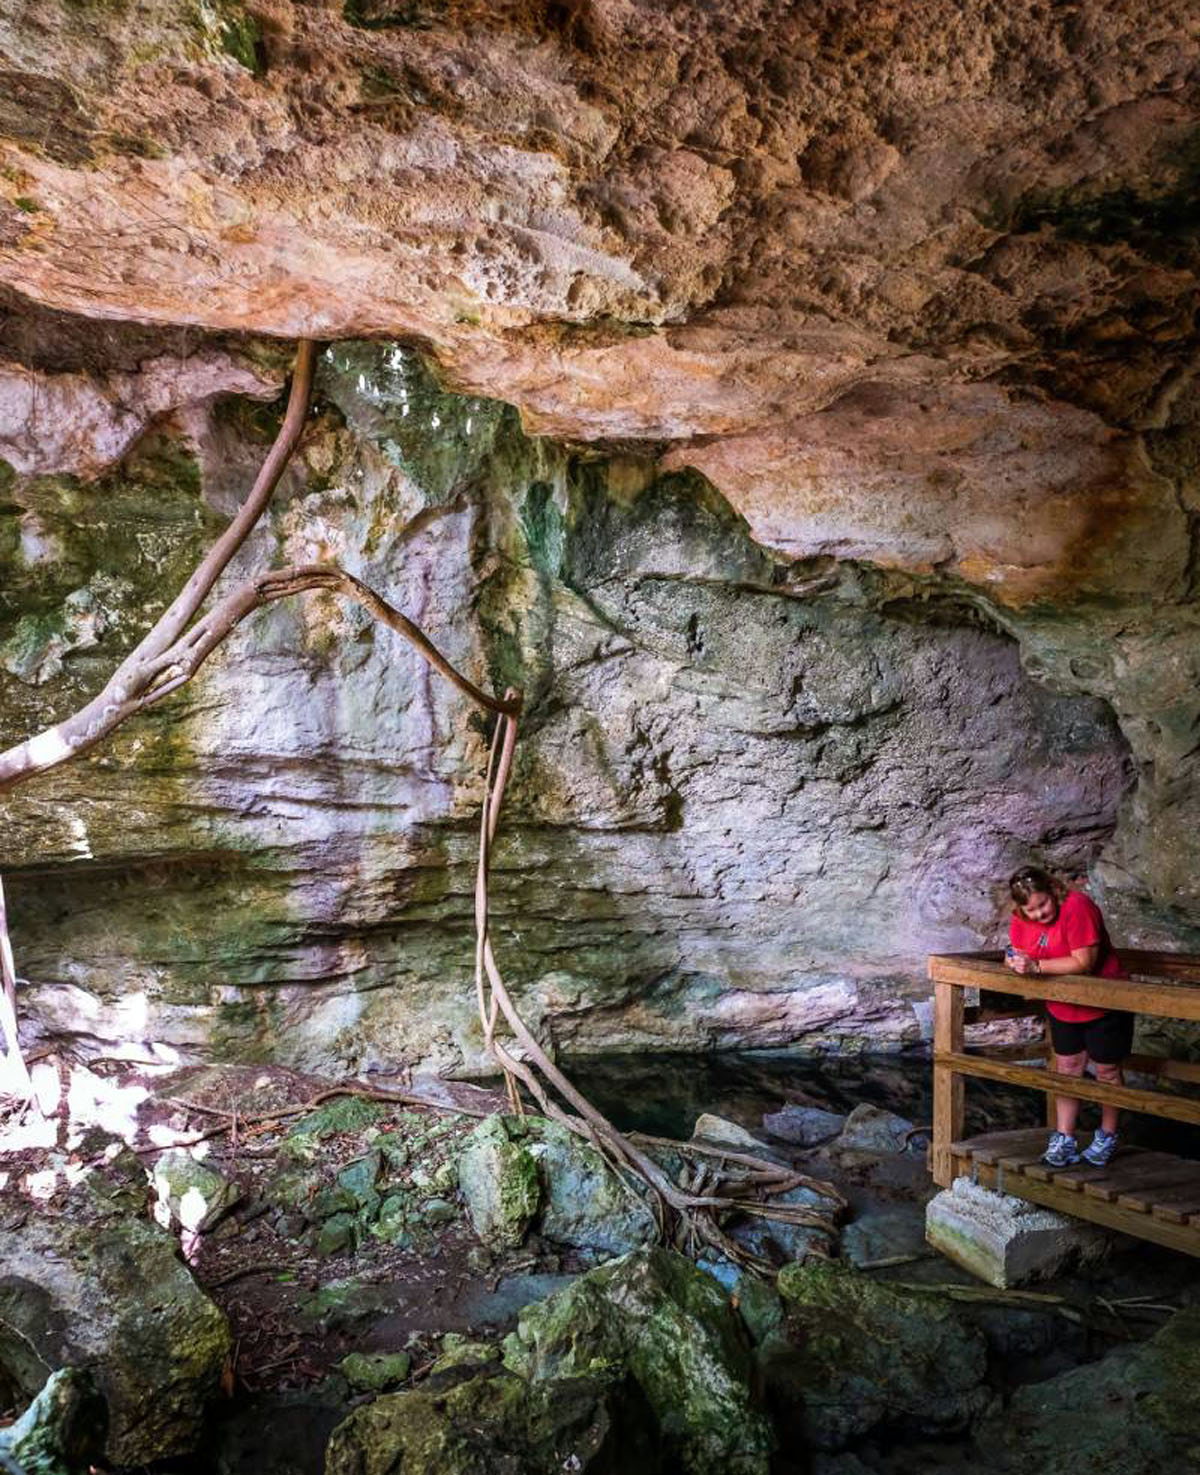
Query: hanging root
[
  {"left": 0, "top": 337, "right": 840, "bottom": 1276},
  {"left": 470, "top": 698, "right": 843, "bottom": 1273}
]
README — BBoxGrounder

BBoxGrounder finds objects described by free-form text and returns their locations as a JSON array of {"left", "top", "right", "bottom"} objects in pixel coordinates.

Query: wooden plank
[
  {"left": 964, "top": 1004, "right": 1044, "bottom": 1025},
  {"left": 1147, "top": 1178, "right": 1200, "bottom": 1224},
  {"left": 1120, "top": 949, "right": 1200, "bottom": 980},
  {"left": 953, "top": 1128, "right": 1049, "bottom": 1163},
  {"left": 963, "top": 1160, "right": 1200, "bottom": 1258},
  {"left": 1080, "top": 1154, "right": 1188, "bottom": 1204},
  {"left": 1114, "top": 1161, "right": 1200, "bottom": 1211},
  {"left": 966, "top": 1041, "right": 1050, "bottom": 1062},
  {"left": 934, "top": 1050, "right": 1200, "bottom": 1128},
  {"left": 997, "top": 1145, "right": 1050, "bottom": 1174},
  {"left": 932, "top": 979, "right": 965, "bottom": 1187},
  {"left": 928, "top": 955, "right": 1200, "bottom": 1021}
]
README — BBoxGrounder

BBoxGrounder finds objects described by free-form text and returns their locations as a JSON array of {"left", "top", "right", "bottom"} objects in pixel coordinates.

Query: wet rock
[
  {"left": 926, "top": 1178, "right": 1112, "bottom": 1289},
  {"left": 503, "top": 1247, "right": 773, "bottom": 1474},
  {"left": 315, "top": 1213, "right": 358, "bottom": 1256},
  {"left": 457, "top": 1115, "right": 542, "bottom": 1249},
  {"left": 733, "top": 1276, "right": 785, "bottom": 1346},
  {"left": 0, "top": 1367, "right": 106, "bottom": 1475},
  {"left": 529, "top": 1119, "right": 658, "bottom": 1258},
  {"left": 325, "top": 1366, "right": 661, "bottom": 1475},
  {"left": 336, "top": 1152, "right": 383, "bottom": 1209},
  {"left": 767, "top": 1260, "right": 990, "bottom": 1451},
  {"left": 840, "top": 1203, "right": 930, "bottom": 1269},
  {"left": 372, "top": 1193, "right": 413, "bottom": 1246},
  {"left": 761, "top": 1105, "right": 847, "bottom": 1147},
  {"left": 431, "top": 1335, "right": 499, "bottom": 1377},
  {"left": 419, "top": 1197, "right": 458, "bottom": 1227},
  {"left": 979, "top": 1308, "right": 1200, "bottom": 1474},
  {"left": 284, "top": 1098, "right": 390, "bottom": 1155},
  {"left": 0, "top": 1169, "right": 231, "bottom": 1465},
  {"left": 152, "top": 1149, "right": 242, "bottom": 1235},
  {"left": 727, "top": 1184, "right": 840, "bottom": 1267},
  {"left": 832, "top": 1104, "right": 916, "bottom": 1155},
  {"left": 691, "top": 1114, "right": 765, "bottom": 1150},
  {"left": 340, "top": 1351, "right": 412, "bottom": 1392}
]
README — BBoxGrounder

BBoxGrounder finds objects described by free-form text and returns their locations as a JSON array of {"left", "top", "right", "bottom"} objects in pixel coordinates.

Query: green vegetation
[{"left": 342, "top": 0, "right": 447, "bottom": 30}]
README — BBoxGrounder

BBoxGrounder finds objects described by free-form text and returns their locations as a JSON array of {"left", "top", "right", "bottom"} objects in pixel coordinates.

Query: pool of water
[{"left": 557, "top": 1046, "right": 1027, "bottom": 1141}]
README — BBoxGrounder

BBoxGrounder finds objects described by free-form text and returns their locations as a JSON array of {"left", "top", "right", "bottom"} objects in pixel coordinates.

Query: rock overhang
[{"left": 0, "top": 1, "right": 1197, "bottom": 604}]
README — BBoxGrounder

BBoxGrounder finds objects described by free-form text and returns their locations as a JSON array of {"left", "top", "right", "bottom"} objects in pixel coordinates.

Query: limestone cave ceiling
[{"left": 1, "top": 0, "right": 1198, "bottom": 603}]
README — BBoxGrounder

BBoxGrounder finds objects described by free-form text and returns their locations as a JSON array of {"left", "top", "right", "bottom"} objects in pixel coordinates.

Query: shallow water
[{"left": 559, "top": 1046, "right": 1024, "bottom": 1140}]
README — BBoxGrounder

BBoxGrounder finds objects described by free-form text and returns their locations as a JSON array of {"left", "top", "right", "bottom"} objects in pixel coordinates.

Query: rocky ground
[{"left": 1, "top": 1060, "right": 1198, "bottom": 1475}]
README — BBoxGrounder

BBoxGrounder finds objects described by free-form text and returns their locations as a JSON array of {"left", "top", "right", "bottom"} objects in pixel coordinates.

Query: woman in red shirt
[{"left": 1005, "top": 866, "right": 1132, "bottom": 1169}]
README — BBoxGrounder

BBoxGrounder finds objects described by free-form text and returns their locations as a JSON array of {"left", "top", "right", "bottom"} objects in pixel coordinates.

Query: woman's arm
[{"left": 1010, "top": 945, "right": 1099, "bottom": 976}]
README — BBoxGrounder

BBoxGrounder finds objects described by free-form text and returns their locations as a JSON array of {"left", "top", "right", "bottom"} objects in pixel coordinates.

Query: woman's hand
[{"left": 1006, "top": 947, "right": 1037, "bottom": 975}]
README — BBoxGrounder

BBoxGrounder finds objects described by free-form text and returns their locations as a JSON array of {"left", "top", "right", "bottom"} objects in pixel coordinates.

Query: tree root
[{"left": 0, "top": 337, "right": 835, "bottom": 1279}]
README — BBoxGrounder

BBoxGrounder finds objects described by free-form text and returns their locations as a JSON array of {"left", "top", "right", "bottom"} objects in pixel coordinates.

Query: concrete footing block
[{"left": 925, "top": 1176, "right": 1113, "bottom": 1288}]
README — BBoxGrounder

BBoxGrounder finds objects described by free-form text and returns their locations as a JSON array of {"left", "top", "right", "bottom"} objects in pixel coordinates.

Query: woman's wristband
[{"left": 1031, "top": 958, "right": 1041, "bottom": 976}]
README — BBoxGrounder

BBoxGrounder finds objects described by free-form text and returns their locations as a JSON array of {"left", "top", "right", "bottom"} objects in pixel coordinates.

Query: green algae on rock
[
  {"left": 0, "top": 1367, "right": 106, "bottom": 1475},
  {"left": 979, "top": 1307, "right": 1200, "bottom": 1474},
  {"left": 503, "top": 1247, "right": 773, "bottom": 1475},
  {"left": 0, "top": 1158, "right": 231, "bottom": 1466},
  {"left": 769, "top": 1260, "right": 990, "bottom": 1452},
  {"left": 325, "top": 1365, "right": 660, "bottom": 1475},
  {"left": 457, "top": 1114, "right": 542, "bottom": 1249}
]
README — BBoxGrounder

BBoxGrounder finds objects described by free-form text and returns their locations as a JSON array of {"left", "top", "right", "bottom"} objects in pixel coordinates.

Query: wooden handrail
[
  {"left": 929, "top": 947, "right": 1200, "bottom": 1186},
  {"left": 928, "top": 954, "right": 1200, "bottom": 1020}
]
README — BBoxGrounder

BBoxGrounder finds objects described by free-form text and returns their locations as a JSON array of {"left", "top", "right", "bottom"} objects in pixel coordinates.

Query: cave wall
[{"left": 2, "top": 340, "right": 1167, "bottom": 1075}]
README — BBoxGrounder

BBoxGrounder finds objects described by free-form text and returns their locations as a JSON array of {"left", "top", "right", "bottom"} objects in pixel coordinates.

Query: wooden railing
[{"left": 928, "top": 950, "right": 1200, "bottom": 1187}]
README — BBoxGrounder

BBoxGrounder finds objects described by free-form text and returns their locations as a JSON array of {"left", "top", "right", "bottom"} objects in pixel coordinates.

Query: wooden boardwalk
[
  {"left": 929, "top": 948, "right": 1200, "bottom": 1259},
  {"left": 946, "top": 1127, "right": 1200, "bottom": 1256}
]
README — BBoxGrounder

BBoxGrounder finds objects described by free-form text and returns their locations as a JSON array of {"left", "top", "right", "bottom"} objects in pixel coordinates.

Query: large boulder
[
  {"left": 0, "top": 1156, "right": 232, "bottom": 1466},
  {"left": 503, "top": 1247, "right": 773, "bottom": 1475},
  {"left": 766, "top": 1260, "right": 990, "bottom": 1451},
  {"left": 325, "top": 1366, "right": 660, "bottom": 1475},
  {"left": 152, "top": 1148, "right": 242, "bottom": 1236},
  {"left": 531, "top": 1119, "right": 659, "bottom": 1256},
  {"left": 978, "top": 1308, "right": 1200, "bottom": 1474}
]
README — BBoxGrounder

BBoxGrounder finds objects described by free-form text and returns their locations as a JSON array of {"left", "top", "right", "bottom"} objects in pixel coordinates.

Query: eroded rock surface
[
  {"left": 1, "top": 0, "right": 1198, "bottom": 612},
  {"left": 4, "top": 340, "right": 1188, "bottom": 1075},
  {"left": 0, "top": 1153, "right": 231, "bottom": 1466}
]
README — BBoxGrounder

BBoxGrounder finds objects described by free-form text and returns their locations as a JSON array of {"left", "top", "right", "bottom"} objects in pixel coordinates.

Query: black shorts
[{"left": 1048, "top": 1010, "right": 1134, "bottom": 1064}]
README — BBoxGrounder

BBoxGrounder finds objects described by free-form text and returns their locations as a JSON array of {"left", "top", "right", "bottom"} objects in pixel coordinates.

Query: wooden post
[{"left": 932, "top": 977, "right": 964, "bottom": 1186}]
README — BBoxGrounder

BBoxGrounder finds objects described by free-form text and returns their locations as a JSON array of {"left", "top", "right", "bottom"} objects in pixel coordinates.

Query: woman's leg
[
  {"left": 1093, "top": 1060, "right": 1122, "bottom": 1135},
  {"left": 1052, "top": 1050, "right": 1087, "bottom": 1135}
]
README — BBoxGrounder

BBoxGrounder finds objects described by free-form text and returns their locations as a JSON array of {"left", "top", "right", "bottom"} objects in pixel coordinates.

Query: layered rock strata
[{"left": 0, "top": 340, "right": 1161, "bottom": 1074}]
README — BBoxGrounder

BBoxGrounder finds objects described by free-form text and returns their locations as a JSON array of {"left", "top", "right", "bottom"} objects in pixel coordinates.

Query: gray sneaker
[
  {"left": 1083, "top": 1129, "right": 1118, "bottom": 1167},
  {"left": 1042, "top": 1132, "right": 1081, "bottom": 1167}
]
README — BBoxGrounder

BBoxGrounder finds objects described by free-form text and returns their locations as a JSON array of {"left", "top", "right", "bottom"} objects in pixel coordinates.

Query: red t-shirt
[{"left": 1009, "top": 889, "right": 1126, "bottom": 1022}]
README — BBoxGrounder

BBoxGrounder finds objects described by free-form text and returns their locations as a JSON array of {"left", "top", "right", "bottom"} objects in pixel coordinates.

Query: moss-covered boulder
[
  {"left": 0, "top": 1367, "right": 106, "bottom": 1475},
  {"left": 457, "top": 1114, "right": 542, "bottom": 1249},
  {"left": 151, "top": 1149, "right": 242, "bottom": 1235},
  {"left": 458, "top": 1113, "right": 658, "bottom": 1258},
  {"left": 768, "top": 1260, "right": 990, "bottom": 1451},
  {"left": 0, "top": 1163, "right": 231, "bottom": 1466},
  {"left": 503, "top": 1247, "right": 772, "bottom": 1475},
  {"left": 325, "top": 1366, "right": 660, "bottom": 1475},
  {"left": 530, "top": 1118, "right": 658, "bottom": 1256},
  {"left": 978, "top": 1307, "right": 1200, "bottom": 1473}
]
